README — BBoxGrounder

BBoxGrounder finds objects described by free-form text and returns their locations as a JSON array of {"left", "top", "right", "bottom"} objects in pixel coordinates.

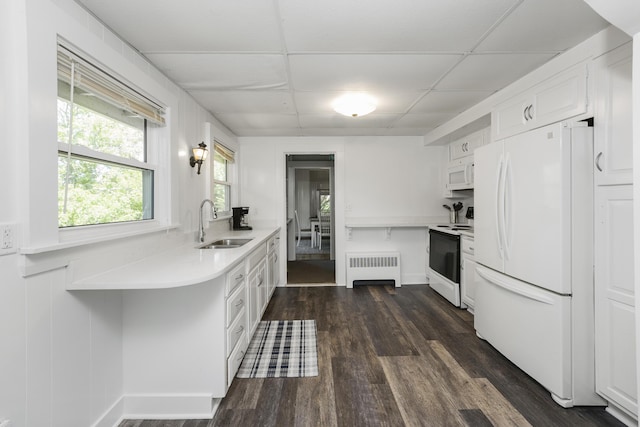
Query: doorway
[{"left": 286, "top": 154, "right": 335, "bottom": 284}]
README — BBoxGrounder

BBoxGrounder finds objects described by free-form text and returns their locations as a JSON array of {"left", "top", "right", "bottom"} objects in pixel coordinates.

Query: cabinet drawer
[
  {"left": 227, "top": 306, "right": 247, "bottom": 357},
  {"left": 227, "top": 332, "right": 247, "bottom": 387},
  {"left": 227, "top": 284, "right": 246, "bottom": 327},
  {"left": 227, "top": 262, "right": 246, "bottom": 296},
  {"left": 461, "top": 236, "right": 474, "bottom": 255},
  {"left": 247, "top": 245, "right": 267, "bottom": 272}
]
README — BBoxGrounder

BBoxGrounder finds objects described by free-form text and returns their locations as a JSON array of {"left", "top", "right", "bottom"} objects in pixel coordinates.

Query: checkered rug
[{"left": 237, "top": 320, "right": 318, "bottom": 378}]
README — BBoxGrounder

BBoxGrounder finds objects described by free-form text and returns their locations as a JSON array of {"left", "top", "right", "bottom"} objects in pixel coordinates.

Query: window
[
  {"left": 319, "top": 191, "right": 331, "bottom": 215},
  {"left": 57, "top": 43, "right": 165, "bottom": 228},
  {"left": 212, "top": 142, "right": 235, "bottom": 215}
]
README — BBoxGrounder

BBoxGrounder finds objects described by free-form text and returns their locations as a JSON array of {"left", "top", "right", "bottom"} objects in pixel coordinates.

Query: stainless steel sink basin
[{"left": 198, "top": 238, "right": 253, "bottom": 249}]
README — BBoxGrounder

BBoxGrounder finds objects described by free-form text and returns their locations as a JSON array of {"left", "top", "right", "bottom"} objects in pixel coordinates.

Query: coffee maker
[{"left": 232, "top": 207, "right": 252, "bottom": 230}]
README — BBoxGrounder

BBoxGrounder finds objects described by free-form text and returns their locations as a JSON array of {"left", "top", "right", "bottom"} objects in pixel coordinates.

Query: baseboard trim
[
  {"left": 121, "top": 394, "right": 219, "bottom": 421},
  {"left": 402, "top": 274, "right": 428, "bottom": 285},
  {"left": 91, "top": 396, "right": 124, "bottom": 427},
  {"left": 605, "top": 403, "right": 638, "bottom": 427}
]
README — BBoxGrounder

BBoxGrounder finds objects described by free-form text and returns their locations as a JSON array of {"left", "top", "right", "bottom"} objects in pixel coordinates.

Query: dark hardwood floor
[{"left": 121, "top": 285, "right": 624, "bottom": 427}]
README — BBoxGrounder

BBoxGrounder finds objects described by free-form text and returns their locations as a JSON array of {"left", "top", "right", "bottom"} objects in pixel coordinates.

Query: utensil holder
[{"left": 449, "top": 210, "right": 458, "bottom": 224}]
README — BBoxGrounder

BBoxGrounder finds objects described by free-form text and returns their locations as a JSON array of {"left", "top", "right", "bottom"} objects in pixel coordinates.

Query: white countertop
[{"left": 68, "top": 228, "right": 279, "bottom": 291}]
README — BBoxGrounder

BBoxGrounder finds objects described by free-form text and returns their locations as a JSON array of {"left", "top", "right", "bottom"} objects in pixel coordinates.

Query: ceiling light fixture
[{"left": 332, "top": 93, "right": 377, "bottom": 117}]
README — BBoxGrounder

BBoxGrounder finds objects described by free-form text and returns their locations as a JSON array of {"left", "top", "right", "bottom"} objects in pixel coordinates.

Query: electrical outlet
[{"left": 0, "top": 224, "right": 17, "bottom": 255}]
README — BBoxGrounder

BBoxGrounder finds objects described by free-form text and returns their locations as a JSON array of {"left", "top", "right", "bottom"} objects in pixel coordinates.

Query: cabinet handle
[
  {"left": 237, "top": 350, "right": 245, "bottom": 362},
  {"left": 235, "top": 274, "right": 244, "bottom": 282},
  {"left": 523, "top": 105, "right": 529, "bottom": 121},
  {"left": 527, "top": 105, "right": 534, "bottom": 120},
  {"left": 236, "top": 325, "right": 244, "bottom": 335},
  {"left": 469, "top": 246, "right": 474, "bottom": 251},
  {"left": 235, "top": 299, "right": 244, "bottom": 307},
  {"left": 595, "top": 152, "right": 603, "bottom": 172}
]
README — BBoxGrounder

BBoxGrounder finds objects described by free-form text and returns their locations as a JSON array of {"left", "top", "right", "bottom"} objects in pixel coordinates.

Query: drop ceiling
[{"left": 75, "top": 0, "right": 610, "bottom": 137}]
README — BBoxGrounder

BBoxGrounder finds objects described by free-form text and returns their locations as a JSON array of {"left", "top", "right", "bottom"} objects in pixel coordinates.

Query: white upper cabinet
[
  {"left": 593, "top": 43, "right": 633, "bottom": 186},
  {"left": 492, "top": 63, "right": 589, "bottom": 140},
  {"left": 449, "top": 129, "right": 486, "bottom": 162}
]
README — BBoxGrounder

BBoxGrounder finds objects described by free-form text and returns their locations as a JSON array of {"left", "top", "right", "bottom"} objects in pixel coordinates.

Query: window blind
[
  {"left": 57, "top": 44, "right": 165, "bottom": 126},
  {"left": 215, "top": 141, "right": 235, "bottom": 163}
]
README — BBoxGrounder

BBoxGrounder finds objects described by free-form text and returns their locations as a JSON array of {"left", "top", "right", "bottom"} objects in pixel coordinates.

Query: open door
[{"left": 286, "top": 154, "right": 335, "bottom": 284}]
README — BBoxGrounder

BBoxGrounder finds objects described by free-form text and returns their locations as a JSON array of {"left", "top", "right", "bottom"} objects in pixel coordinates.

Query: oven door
[{"left": 429, "top": 229, "right": 460, "bottom": 283}]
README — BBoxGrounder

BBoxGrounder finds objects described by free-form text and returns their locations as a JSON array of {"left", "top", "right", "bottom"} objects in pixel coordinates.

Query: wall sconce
[{"left": 189, "top": 142, "right": 208, "bottom": 175}]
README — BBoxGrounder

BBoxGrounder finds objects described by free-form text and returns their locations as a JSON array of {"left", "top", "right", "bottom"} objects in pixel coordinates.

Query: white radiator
[{"left": 345, "top": 252, "right": 401, "bottom": 288}]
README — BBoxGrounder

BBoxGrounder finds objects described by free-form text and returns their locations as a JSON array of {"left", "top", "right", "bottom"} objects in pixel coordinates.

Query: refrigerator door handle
[
  {"left": 503, "top": 154, "right": 512, "bottom": 260},
  {"left": 476, "top": 266, "right": 556, "bottom": 305},
  {"left": 495, "top": 155, "right": 505, "bottom": 257}
]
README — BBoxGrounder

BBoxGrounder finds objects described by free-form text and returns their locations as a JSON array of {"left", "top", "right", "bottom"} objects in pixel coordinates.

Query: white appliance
[
  {"left": 474, "top": 121, "right": 604, "bottom": 407},
  {"left": 446, "top": 158, "right": 474, "bottom": 190},
  {"left": 427, "top": 224, "right": 472, "bottom": 307}
]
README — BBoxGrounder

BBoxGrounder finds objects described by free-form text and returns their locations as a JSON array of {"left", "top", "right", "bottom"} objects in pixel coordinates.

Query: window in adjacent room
[
  {"left": 211, "top": 142, "right": 235, "bottom": 216},
  {"left": 56, "top": 43, "right": 165, "bottom": 228}
]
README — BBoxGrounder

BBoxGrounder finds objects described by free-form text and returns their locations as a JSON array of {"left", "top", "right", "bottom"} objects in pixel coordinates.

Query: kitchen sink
[{"left": 198, "top": 238, "right": 253, "bottom": 249}]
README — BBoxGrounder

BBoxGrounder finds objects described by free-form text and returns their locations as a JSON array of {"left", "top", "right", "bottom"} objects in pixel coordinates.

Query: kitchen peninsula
[{"left": 70, "top": 228, "right": 280, "bottom": 419}]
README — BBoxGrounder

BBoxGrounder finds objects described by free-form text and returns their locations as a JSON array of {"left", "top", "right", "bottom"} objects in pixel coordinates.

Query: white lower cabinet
[
  {"left": 595, "top": 184, "right": 637, "bottom": 421},
  {"left": 247, "top": 243, "right": 268, "bottom": 336},
  {"left": 268, "top": 235, "right": 280, "bottom": 298},
  {"left": 460, "top": 235, "right": 476, "bottom": 312}
]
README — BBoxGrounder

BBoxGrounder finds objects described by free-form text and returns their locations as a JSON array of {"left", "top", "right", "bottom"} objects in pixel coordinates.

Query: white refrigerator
[{"left": 474, "top": 121, "right": 604, "bottom": 407}]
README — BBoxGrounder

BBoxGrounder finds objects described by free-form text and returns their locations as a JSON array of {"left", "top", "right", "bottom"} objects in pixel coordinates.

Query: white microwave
[{"left": 446, "top": 160, "right": 474, "bottom": 190}]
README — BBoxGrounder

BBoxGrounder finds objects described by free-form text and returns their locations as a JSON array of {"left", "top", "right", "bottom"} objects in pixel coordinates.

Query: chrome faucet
[{"left": 199, "top": 199, "right": 218, "bottom": 242}]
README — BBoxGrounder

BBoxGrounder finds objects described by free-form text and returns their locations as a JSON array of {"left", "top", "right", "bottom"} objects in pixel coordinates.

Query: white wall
[
  {"left": 239, "top": 136, "right": 448, "bottom": 285},
  {"left": 0, "top": 0, "right": 236, "bottom": 426}
]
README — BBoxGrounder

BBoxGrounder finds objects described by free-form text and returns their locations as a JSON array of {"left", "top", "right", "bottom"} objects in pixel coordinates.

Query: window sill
[{"left": 20, "top": 222, "right": 180, "bottom": 255}]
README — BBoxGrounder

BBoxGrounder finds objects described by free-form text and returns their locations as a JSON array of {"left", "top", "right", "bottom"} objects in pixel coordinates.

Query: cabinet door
[
  {"left": 594, "top": 43, "right": 633, "bottom": 186},
  {"left": 450, "top": 129, "right": 486, "bottom": 161},
  {"left": 449, "top": 137, "right": 469, "bottom": 161},
  {"left": 466, "top": 130, "right": 485, "bottom": 152},
  {"left": 492, "top": 95, "right": 532, "bottom": 141},
  {"left": 461, "top": 255, "right": 477, "bottom": 310},
  {"left": 532, "top": 63, "right": 588, "bottom": 129},
  {"left": 595, "top": 184, "right": 637, "bottom": 415},
  {"left": 271, "top": 245, "right": 280, "bottom": 296},
  {"left": 248, "top": 267, "right": 260, "bottom": 336},
  {"left": 492, "top": 64, "right": 588, "bottom": 140},
  {"left": 258, "top": 262, "right": 268, "bottom": 315}
]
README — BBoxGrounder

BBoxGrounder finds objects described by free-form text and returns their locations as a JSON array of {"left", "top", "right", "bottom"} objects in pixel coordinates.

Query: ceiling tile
[
  {"left": 215, "top": 113, "right": 299, "bottom": 130},
  {"left": 77, "top": 0, "right": 283, "bottom": 51},
  {"left": 289, "top": 54, "right": 462, "bottom": 91},
  {"left": 382, "top": 127, "right": 435, "bottom": 137},
  {"left": 298, "top": 128, "right": 396, "bottom": 137},
  {"left": 435, "top": 53, "right": 555, "bottom": 91},
  {"left": 294, "top": 91, "right": 424, "bottom": 114},
  {"left": 279, "top": 0, "right": 520, "bottom": 52},
  {"left": 410, "top": 90, "right": 495, "bottom": 114},
  {"left": 189, "top": 90, "right": 296, "bottom": 114},
  {"left": 145, "top": 53, "right": 289, "bottom": 90},
  {"left": 233, "top": 128, "right": 304, "bottom": 137},
  {"left": 475, "top": 0, "right": 610, "bottom": 52},
  {"left": 392, "top": 113, "right": 457, "bottom": 128},
  {"left": 298, "top": 113, "right": 401, "bottom": 129}
]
